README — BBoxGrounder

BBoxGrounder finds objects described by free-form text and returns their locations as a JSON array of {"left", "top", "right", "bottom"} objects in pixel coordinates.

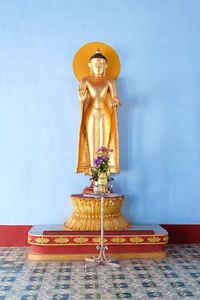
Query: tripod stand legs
[{"left": 85, "top": 194, "right": 120, "bottom": 268}]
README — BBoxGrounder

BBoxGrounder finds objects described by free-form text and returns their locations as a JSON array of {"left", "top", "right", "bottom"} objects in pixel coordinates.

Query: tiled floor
[{"left": 0, "top": 245, "right": 200, "bottom": 299}]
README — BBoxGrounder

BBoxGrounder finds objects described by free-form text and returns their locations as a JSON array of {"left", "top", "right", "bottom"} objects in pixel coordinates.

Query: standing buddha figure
[{"left": 76, "top": 49, "right": 121, "bottom": 175}]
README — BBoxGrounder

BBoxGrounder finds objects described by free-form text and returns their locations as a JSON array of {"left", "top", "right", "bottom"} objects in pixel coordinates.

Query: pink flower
[
  {"left": 97, "top": 146, "right": 108, "bottom": 153},
  {"left": 109, "top": 148, "right": 113, "bottom": 152}
]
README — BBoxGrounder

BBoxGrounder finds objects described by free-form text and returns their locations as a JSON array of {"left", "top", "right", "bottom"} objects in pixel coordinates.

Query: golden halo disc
[{"left": 73, "top": 41, "right": 121, "bottom": 81}]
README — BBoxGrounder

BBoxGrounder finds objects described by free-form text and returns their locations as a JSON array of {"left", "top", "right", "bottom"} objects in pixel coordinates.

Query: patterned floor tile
[{"left": 0, "top": 246, "right": 200, "bottom": 299}]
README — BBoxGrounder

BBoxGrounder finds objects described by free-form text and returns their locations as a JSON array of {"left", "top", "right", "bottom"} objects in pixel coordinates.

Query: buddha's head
[{"left": 89, "top": 49, "right": 107, "bottom": 77}]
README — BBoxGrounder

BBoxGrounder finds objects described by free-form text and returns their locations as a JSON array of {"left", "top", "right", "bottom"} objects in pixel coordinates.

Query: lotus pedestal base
[{"left": 64, "top": 194, "right": 131, "bottom": 231}]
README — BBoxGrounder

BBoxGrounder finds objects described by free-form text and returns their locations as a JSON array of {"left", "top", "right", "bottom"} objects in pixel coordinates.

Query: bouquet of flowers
[{"left": 90, "top": 147, "right": 113, "bottom": 181}]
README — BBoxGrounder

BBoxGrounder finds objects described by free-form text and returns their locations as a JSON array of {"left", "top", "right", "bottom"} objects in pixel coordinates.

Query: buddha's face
[{"left": 89, "top": 58, "right": 107, "bottom": 77}]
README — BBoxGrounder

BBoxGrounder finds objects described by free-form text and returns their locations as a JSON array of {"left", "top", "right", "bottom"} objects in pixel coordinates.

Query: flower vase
[{"left": 98, "top": 172, "right": 108, "bottom": 193}]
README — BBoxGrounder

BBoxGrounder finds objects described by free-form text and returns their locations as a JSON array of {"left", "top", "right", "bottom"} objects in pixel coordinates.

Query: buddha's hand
[
  {"left": 78, "top": 87, "right": 87, "bottom": 103},
  {"left": 112, "top": 96, "right": 121, "bottom": 108}
]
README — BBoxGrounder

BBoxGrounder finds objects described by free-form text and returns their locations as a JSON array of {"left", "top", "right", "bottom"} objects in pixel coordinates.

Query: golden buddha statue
[
  {"left": 64, "top": 43, "right": 131, "bottom": 231},
  {"left": 76, "top": 49, "right": 121, "bottom": 175}
]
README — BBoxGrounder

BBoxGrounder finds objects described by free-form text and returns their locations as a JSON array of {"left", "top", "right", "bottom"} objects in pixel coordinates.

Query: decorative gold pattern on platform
[
  {"left": 28, "top": 233, "right": 169, "bottom": 246},
  {"left": 64, "top": 194, "right": 131, "bottom": 231},
  {"left": 73, "top": 237, "right": 89, "bottom": 244},
  {"left": 147, "top": 236, "right": 161, "bottom": 243},
  {"left": 92, "top": 237, "right": 108, "bottom": 243},
  {"left": 54, "top": 237, "right": 69, "bottom": 244},
  {"left": 111, "top": 237, "right": 126, "bottom": 244},
  {"left": 129, "top": 237, "right": 144, "bottom": 243},
  {"left": 35, "top": 237, "right": 49, "bottom": 244}
]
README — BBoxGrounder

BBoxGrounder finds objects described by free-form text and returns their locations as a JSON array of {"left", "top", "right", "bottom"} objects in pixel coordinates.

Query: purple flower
[
  {"left": 93, "top": 147, "right": 112, "bottom": 172},
  {"left": 93, "top": 159, "right": 98, "bottom": 166},
  {"left": 94, "top": 156, "right": 102, "bottom": 166},
  {"left": 101, "top": 156, "right": 108, "bottom": 161}
]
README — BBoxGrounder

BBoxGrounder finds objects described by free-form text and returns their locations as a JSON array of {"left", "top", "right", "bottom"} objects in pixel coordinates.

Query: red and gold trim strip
[
  {"left": 28, "top": 233, "right": 169, "bottom": 246},
  {"left": 1, "top": 225, "right": 199, "bottom": 247}
]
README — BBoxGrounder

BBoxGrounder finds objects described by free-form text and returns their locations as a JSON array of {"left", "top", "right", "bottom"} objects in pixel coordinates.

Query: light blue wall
[{"left": 1, "top": 0, "right": 200, "bottom": 224}]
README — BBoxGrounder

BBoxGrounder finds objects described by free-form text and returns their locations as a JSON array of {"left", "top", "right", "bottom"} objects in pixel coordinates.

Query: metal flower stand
[{"left": 85, "top": 192, "right": 120, "bottom": 268}]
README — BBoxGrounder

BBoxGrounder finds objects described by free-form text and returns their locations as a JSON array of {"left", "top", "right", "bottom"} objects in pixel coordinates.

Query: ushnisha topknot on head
[{"left": 90, "top": 49, "right": 107, "bottom": 62}]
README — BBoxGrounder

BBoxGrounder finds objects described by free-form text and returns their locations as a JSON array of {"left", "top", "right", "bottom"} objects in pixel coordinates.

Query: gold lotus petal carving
[
  {"left": 35, "top": 237, "right": 49, "bottom": 244},
  {"left": 64, "top": 194, "right": 131, "bottom": 231},
  {"left": 111, "top": 237, "right": 126, "bottom": 244},
  {"left": 147, "top": 237, "right": 161, "bottom": 243},
  {"left": 129, "top": 237, "right": 144, "bottom": 243},
  {"left": 73, "top": 237, "right": 88, "bottom": 244},
  {"left": 92, "top": 237, "right": 107, "bottom": 243},
  {"left": 54, "top": 237, "right": 69, "bottom": 244}
]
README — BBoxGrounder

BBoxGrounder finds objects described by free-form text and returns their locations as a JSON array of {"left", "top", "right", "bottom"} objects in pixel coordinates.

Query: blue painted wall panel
[{"left": 0, "top": 0, "right": 200, "bottom": 224}]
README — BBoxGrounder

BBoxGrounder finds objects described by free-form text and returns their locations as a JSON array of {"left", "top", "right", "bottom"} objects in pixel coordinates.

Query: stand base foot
[{"left": 85, "top": 257, "right": 120, "bottom": 268}]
